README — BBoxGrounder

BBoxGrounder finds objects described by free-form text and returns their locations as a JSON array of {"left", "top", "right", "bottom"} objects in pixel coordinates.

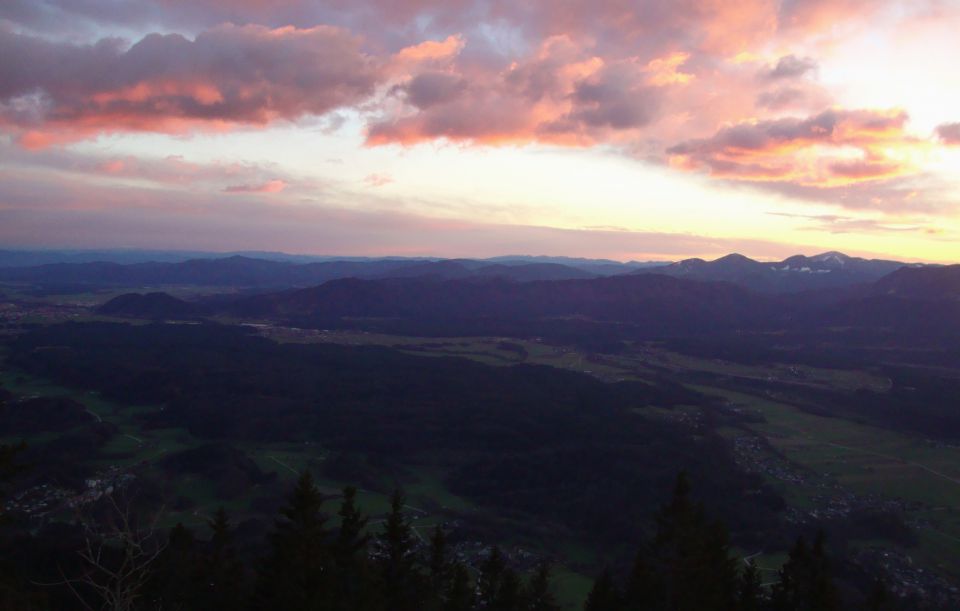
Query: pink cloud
[
  {"left": 0, "top": 24, "right": 383, "bottom": 145},
  {"left": 393, "top": 34, "right": 465, "bottom": 64},
  {"left": 936, "top": 122, "right": 960, "bottom": 145},
  {"left": 755, "top": 89, "right": 801, "bottom": 110},
  {"left": 667, "top": 109, "right": 918, "bottom": 188},
  {"left": 363, "top": 173, "right": 393, "bottom": 187},
  {"left": 224, "top": 179, "right": 287, "bottom": 193},
  {"left": 1, "top": 146, "right": 297, "bottom": 191}
]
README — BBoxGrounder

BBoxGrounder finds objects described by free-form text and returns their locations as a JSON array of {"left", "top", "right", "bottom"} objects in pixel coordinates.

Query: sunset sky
[{"left": 1, "top": 0, "right": 959, "bottom": 262}]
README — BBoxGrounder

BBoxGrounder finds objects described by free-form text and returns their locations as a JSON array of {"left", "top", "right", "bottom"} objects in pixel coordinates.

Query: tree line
[
  {"left": 0, "top": 445, "right": 910, "bottom": 610},
  {"left": 581, "top": 472, "right": 900, "bottom": 611}
]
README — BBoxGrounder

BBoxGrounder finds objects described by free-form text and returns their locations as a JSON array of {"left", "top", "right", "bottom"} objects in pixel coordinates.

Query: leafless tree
[{"left": 49, "top": 494, "right": 167, "bottom": 611}]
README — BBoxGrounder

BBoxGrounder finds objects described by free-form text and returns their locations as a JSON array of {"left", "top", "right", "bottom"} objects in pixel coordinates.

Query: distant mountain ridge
[
  {"left": 0, "top": 255, "right": 635, "bottom": 288},
  {"left": 0, "top": 248, "right": 438, "bottom": 267},
  {"left": 0, "top": 250, "right": 938, "bottom": 293},
  {"left": 635, "top": 251, "right": 919, "bottom": 293}
]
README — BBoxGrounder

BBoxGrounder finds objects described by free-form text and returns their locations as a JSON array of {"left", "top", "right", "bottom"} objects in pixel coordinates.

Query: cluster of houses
[{"left": 3, "top": 467, "right": 135, "bottom": 519}]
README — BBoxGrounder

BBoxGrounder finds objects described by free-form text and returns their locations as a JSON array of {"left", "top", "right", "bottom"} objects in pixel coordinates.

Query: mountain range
[
  {"left": 633, "top": 251, "right": 917, "bottom": 293},
  {"left": 0, "top": 250, "right": 931, "bottom": 293},
  {"left": 0, "top": 255, "right": 650, "bottom": 288}
]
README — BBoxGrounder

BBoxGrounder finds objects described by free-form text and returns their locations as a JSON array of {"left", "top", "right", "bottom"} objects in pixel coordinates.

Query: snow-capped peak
[{"left": 810, "top": 251, "right": 850, "bottom": 267}]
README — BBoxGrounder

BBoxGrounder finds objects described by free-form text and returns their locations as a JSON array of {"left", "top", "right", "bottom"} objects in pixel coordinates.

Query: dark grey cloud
[
  {"left": 755, "top": 87, "right": 808, "bottom": 110},
  {"left": 403, "top": 71, "right": 467, "bottom": 108},
  {"left": 762, "top": 54, "right": 817, "bottom": 80},
  {"left": 667, "top": 110, "right": 843, "bottom": 157},
  {"left": 569, "top": 63, "right": 660, "bottom": 129},
  {"left": 0, "top": 24, "right": 383, "bottom": 139}
]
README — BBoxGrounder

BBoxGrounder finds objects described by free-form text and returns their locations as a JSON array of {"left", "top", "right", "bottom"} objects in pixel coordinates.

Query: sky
[{"left": 1, "top": 1, "right": 959, "bottom": 262}]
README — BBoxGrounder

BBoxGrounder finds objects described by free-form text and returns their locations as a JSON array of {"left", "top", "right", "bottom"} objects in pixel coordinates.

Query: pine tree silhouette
[
  {"left": 333, "top": 486, "right": 375, "bottom": 611},
  {"left": 254, "top": 471, "right": 334, "bottom": 610},
  {"left": 378, "top": 488, "right": 418, "bottom": 611},
  {"left": 335, "top": 486, "right": 369, "bottom": 565},
  {"left": 771, "top": 532, "right": 839, "bottom": 611},
  {"left": 651, "top": 471, "right": 738, "bottom": 611},
  {"left": 585, "top": 568, "right": 622, "bottom": 611},
  {"left": 444, "top": 563, "right": 475, "bottom": 611},
  {"left": 527, "top": 562, "right": 561, "bottom": 611},
  {"left": 738, "top": 559, "right": 762, "bottom": 611},
  {"left": 492, "top": 566, "right": 525, "bottom": 611},
  {"left": 479, "top": 546, "right": 508, "bottom": 608},
  {"left": 195, "top": 507, "right": 245, "bottom": 610}
]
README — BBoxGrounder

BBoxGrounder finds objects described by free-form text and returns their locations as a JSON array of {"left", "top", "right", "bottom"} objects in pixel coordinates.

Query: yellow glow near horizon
[{"left": 68, "top": 122, "right": 959, "bottom": 263}]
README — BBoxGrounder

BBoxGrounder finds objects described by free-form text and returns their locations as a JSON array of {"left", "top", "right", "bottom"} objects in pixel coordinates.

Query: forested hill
[{"left": 98, "top": 264, "right": 960, "bottom": 344}]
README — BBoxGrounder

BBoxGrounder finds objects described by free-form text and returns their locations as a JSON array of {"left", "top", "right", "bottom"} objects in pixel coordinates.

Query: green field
[{"left": 697, "top": 385, "right": 960, "bottom": 581}]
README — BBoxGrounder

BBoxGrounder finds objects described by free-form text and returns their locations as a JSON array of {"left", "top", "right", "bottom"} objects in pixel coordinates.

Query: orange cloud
[
  {"left": 645, "top": 52, "right": 694, "bottom": 86},
  {"left": 363, "top": 173, "right": 393, "bottom": 187},
  {"left": 667, "top": 109, "right": 921, "bottom": 188},
  {"left": 394, "top": 34, "right": 465, "bottom": 63}
]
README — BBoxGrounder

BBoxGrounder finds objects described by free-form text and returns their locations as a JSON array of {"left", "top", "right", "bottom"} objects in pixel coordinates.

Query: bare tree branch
[{"left": 38, "top": 493, "right": 167, "bottom": 611}]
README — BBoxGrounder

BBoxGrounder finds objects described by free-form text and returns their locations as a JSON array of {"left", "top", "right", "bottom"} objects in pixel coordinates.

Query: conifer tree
[
  {"left": 738, "top": 559, "right": 763, "bottom": 611},
  {"left": 0, "top": 442, "right": 25, "bottom": 527},
  {"left": 195, "top": 507, "right": 245, "bottom": 610},
  {"left": 808, "top": 531, "right": 839, "bottom": 611},
  {"left": 478, "top": 546, "right": 508, "bottom": 609},
  {"left": 148, "top": 522, "right": 199, "bottom": 610},
  {"left": 584, "top": 568, "right": 622, "bottom": 611},
  {"left": 651, "top": 471, "right": 738, "bottom": 611},
  {"left": 493, "top": 566, "right": 525, "bottom": 611},
  {"left": 863, "top": 579, "right": 900, "bottom": 611},
  {"left": 379, "top": 488, "right": 418, "bottom": 611},
  {"left": 428, "top": 525, "right": 450, "bottom": 595},
  {"left": 255, "top": 470, "right": 334, "bottom": 611},
  {"left": 771, "top": 532, "right": 839, "bottom": 611},
  {"left": 444, "top": 562, "right": 475, "bottom": 611},
  {"left": 333, "top": 486, "right": 374, "bottom": 611},
  {"left": 335, "top": 486, "right": 369, "bottom": 566},
  {"left": 0, "top": 441, "right": 46, "bottom": 611},
  {"left": 527, "top": 562, "right": 561, "bottom": 611},
  {"left": 622, "top": 551, "right": 660, "bottom": 611}
]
